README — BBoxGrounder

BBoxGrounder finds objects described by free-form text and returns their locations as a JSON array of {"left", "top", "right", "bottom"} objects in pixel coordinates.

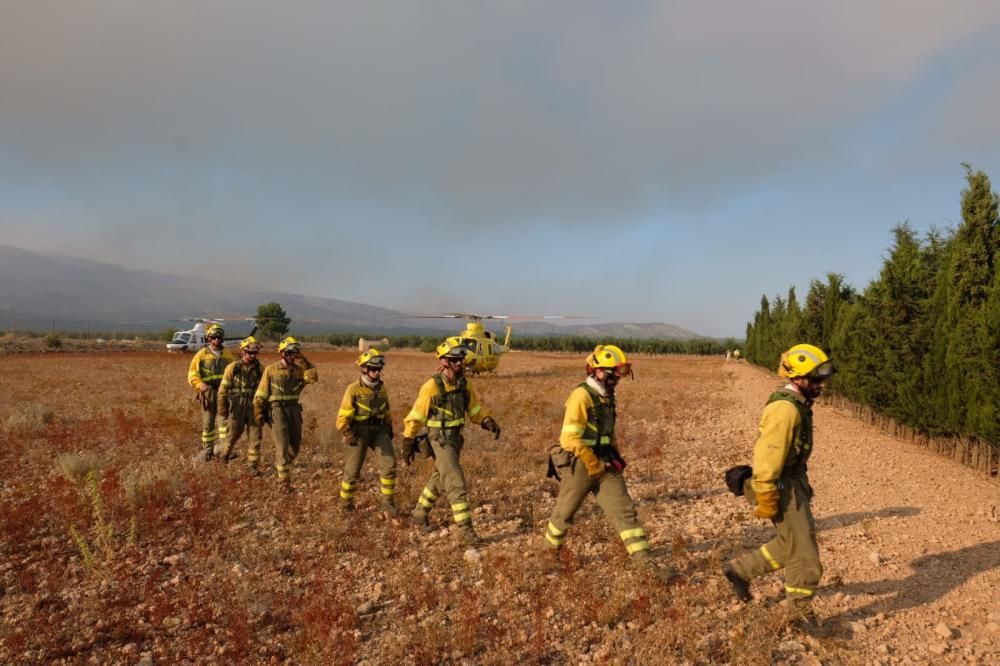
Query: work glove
[
  {"left": 480, "top": 417, "right": 501, "bottom": 440},
  {"left": 342, "top": 430, "right": 358, "bottom": 447},
  {"left": 577, "top": 448, "right": 605, "bottom": 478},
  {"left": 605, "top": 458, "right": 625, "bottom": 473},
  {"left": 402, "top": 437, "right": 418, "bottom": 466},
  {"left": 753, "top": 489, "right": 780, "bottom": 520},
  {"left": 217, "top": 399, "right": 229, "bottom": 419},
  {"left": 253, "top": 402, "right": 266, "bottom": 428}
]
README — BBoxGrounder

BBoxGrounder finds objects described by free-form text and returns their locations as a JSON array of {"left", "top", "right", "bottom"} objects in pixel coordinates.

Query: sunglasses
[{"left": 243, "top": 350, "right": 258, "bottom": 355}]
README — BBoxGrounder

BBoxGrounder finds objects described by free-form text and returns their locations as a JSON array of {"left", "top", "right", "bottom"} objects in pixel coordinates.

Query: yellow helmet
[
  {"left": 278, "top": 336, "right": 301, "bottom": 353},
  {"left": 436, "top": 336, "right": 470, "bottom": 360},
  {"left": 206, "top": 324, "right": 225, "bottom": 339},
  {"left": 586, "top": 344, "right": 632, "bottom": 377},
  {"left": 357, "top": 349, "right": 386, "bottom": 367},
  {"left": 778, "top": 343, "right": 835, "bottom": 379},
  {"left": 239, "top": 336, "right": 261, "bottom": 351}
]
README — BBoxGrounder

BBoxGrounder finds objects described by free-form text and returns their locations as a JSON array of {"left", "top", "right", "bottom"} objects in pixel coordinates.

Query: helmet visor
[{"left": 807, "top": 360, "right": 835, "bottom": 380}]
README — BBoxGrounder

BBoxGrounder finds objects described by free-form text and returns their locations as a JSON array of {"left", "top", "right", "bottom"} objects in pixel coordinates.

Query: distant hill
[{"left": 0, "top": 245, "right": 705, "bottom": 339}]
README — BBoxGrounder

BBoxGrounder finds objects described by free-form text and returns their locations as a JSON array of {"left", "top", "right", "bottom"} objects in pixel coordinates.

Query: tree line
[
  {"left": 318, "top": 332, "right": 735, "bottom": 356},
  {"left": 745, "top": 165, "right": 999, "bottom": 450}
]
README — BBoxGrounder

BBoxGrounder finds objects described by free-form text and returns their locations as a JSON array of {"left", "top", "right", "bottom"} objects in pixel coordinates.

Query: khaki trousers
[
  {"left": 199, "top": 387, "right": 227, "bottom": 453},
  {"left": 217, "top": 402, "right": 262, "bottom": 466},
  {"left": 544, "top": 448, "right": 650, "bottom": 556},
  {"left": 340, "top": 425, "right": 397, "bottom": 507},
  {"left": 729, "top": 476, "right": 822, "bottom": 608},
  {"left": 413, "top": 433, "right": 473, "bottom": 527},
  {"left": 270, "top": 402, "right": 303, "bottom": 482}
]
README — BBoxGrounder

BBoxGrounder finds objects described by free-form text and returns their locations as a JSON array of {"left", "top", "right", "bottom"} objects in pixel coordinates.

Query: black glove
[
  {"left": 481, "top": 417, "right": 501, "bottom": 440},
  {"left": 402, "top": 437, "right": 418, "bottom": 465},
  {"left": 342, "top": 431, "right": 358, "bottom": 447}
]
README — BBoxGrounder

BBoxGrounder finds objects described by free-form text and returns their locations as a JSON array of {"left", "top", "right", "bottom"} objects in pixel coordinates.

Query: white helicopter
[{"left": 166, "top": 318, "right": 256, "bottom": 352}]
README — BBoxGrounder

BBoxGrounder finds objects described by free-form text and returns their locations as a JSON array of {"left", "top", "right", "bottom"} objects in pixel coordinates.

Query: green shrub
[{"left": 43, "top": 333, "right": 62, "bottom": 350}]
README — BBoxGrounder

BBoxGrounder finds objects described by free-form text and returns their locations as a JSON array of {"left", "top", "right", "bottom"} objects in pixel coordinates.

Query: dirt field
[{"left": 1, "top": 350, "right": 999, "bottom": 665}]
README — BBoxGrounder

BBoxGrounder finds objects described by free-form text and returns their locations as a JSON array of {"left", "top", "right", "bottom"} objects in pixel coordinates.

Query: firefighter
[
  {"left": 401, "top": 337, "right": 501, "bottom": 546},
  {"left": 336, "top": 349, "right": 399, "bottom": 519},
  {"left": 253, "top": 337, "right": 319, "bottom": 489},
  {"left": 187, "top": 324, "right": 236, "bottom": 462},
  {"left": 543, "top": 345, "right": 669, "bottom": 579},
  {"left": 216, "top": 336, "right": 264, "bottom": 470},
  {"left": 722, "top": 343, "right": 836, "bottom": 623}
]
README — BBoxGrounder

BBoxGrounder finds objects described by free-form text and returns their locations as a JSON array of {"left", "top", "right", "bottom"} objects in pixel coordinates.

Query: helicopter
[
  {"left": 411, "top": 313, "right": 578, "bottom": 374},
  {"left": 166, "top": 318, "right": 257, "bottom": 352}
]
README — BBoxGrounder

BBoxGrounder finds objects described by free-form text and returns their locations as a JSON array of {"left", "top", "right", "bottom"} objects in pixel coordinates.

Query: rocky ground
[{"left": 0, "top": 350, "right": 998, "bottom": 664}]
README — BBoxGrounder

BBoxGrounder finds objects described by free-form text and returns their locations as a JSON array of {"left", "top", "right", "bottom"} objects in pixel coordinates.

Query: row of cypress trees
[{"left": 745, "top": 165, "right": 999, "bottom": 446}]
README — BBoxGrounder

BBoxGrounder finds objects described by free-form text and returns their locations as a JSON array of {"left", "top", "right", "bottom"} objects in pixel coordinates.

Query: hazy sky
[{"left": 3, "top": 2, "right": 1000, "bottom": 337}]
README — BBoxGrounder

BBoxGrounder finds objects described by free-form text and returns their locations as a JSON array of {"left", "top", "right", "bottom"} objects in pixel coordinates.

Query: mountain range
[{"left": 0, "top": 245, "right": 704, "bottom": 339}]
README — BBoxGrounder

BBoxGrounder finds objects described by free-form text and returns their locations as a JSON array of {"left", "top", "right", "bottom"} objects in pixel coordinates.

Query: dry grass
[
  {"left": 0, "top": 349, "right": 824, "bottom": 664},
  {"left": 56, "top": 452, "right": 106, "bottom": 484},
  {"left": 2, "top": 402, "right": 54, "bottom": 436}
]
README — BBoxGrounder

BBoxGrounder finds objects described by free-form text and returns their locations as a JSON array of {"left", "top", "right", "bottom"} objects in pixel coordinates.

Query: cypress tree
[{"left": 946, "top": 166, "right": 998, "bottom": 438}]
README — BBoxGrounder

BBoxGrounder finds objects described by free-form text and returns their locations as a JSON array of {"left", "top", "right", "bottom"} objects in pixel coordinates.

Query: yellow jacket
[
  {"left": 337, "top": 380, "right": 392, "bottom": 433},
  {"left": 187, "top": 346, "right": 236, "bottom": 389},
  {"left": 253, "top": 359, "right": 318, "bottom": 406},
  {"left": 403, "top": 375, "right": 489, "bottom": 438},
  {"left": 559, "top": 383, "right": 610, "bottom": 459},
  {"left": 750, "top": 394, "right": 804, "bottom": 494},
  {"left": 218, "top": 359, "right": 262, "bottom": 407}
]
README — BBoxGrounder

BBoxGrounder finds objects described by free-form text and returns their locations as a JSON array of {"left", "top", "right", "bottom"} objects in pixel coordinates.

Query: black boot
[{"left": 722, "top": 563, "right": 752, "bottom": 603}]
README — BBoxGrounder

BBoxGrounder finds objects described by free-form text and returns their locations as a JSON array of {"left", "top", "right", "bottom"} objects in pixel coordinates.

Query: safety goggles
[
  {"left": 364, "top": 365, "right": 383, "bottom": 372},
  {"left": 444, "top": 356, "right": 465, "bottom": 365},
  {"left": 609, "top": 363, "right": 632, "bottom": 378},
  {"left": 243, "top": 350, "right": 258, "bottom": 356},
  {"left": 208, "top": 334, "right": 224, "bottom": 341}
]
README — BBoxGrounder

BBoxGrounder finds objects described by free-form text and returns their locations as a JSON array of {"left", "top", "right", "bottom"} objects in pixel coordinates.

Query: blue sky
[{"left": 2, "top": 2, "right": 1000, "bottom": 337}]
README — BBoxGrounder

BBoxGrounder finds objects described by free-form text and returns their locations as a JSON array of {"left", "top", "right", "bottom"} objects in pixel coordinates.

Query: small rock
[
  {"left": 985, "top": 621, "right": 1000, "bottom": 634},
  {"left": 778, "top": 639, "right": 805, "bottom": 652},
  {"left": 463, "top": 548, "right": 481, "bottom": 563},
  {"left": 183, "top": 497, "right": 195, "bottom": 510},
  {"left": 876, "top": 644, "right": 890, "bottom": 654},
  {"left": 228, "top": 522, "right": 247, "bottom": 533},
  {"left": 934, "top": 622, "right": 955, "bottom": 639},
  {"left": 137, "top": 652, "right": 154, "bottom": 666},
  {"left": 989, "top": 612, "right": 1000, "bottom": 623},
  {"left": 122, "top": 643, "right": 139, "bottom": 655},
  {"left": 357, "top": 601, "right": 374, "bottom": 615},
  {"left": 231, "top": 563, "right": 247, "bottom": 577},
  {"left": 868, "top": 551, "right": 882, "bottom": 565},
  {"left": 929, "top": 641, "right": 948, "bottom": 656},
  {"left": 162, "top": 554, "right": 182, "bottom": 566},
  {"left": 851, "top": 621, "right": 867, "bottom": 634}
]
